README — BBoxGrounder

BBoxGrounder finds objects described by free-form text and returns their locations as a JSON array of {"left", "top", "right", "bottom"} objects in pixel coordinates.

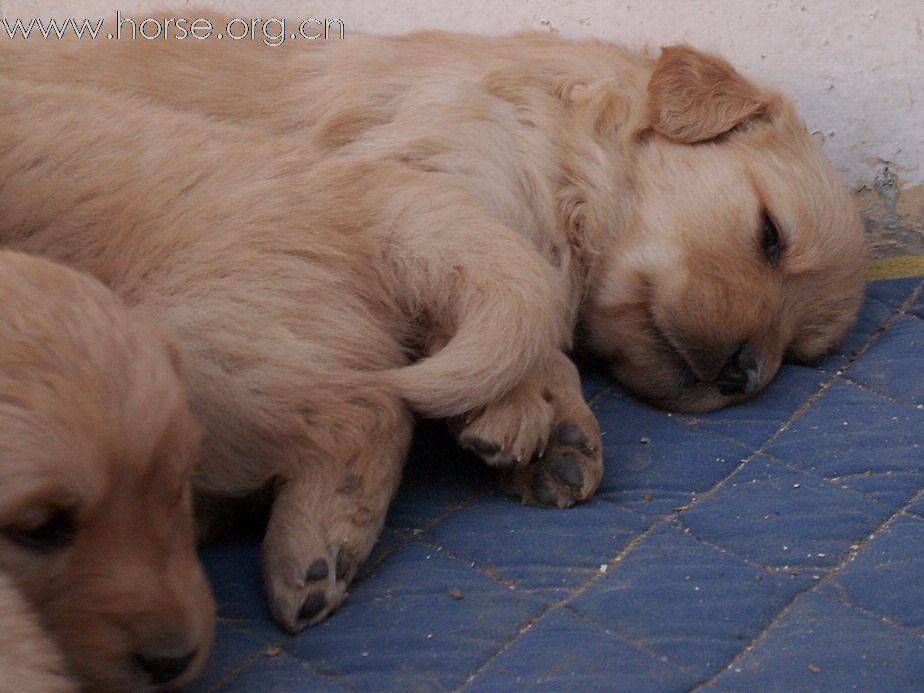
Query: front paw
[
  {"left": 501, "top": 420, "right": 603, "bottom": 508},
  {"left": 452, "top": 385, "right": 555, "bottom": 468}
]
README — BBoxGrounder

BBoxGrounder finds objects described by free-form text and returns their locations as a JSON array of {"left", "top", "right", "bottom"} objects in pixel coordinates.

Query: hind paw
[
  {"left": 452, "top": 351, "right": 604, "bottom": 508},
  {"left": 264, "top": 542, "right": 358, "bottom": 633}
]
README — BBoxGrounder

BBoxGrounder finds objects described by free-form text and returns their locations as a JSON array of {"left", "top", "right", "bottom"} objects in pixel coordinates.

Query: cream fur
[
  {"left": 0, "top": 25, "right": 866, "bottom": 633},
  {"left": 0, "top": 573, "right": 73, "bottom": 693}
]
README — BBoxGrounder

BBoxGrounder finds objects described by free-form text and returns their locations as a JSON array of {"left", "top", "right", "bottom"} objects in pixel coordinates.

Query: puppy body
[
  {"left": 0, "top": 251, "right": 214, "bottom": 690},
  {"left": 0, "top": 28, "right": 867, "bottom": 405},
  {"left": 0, "top": 29, "right": 866, "bottom": 631}
]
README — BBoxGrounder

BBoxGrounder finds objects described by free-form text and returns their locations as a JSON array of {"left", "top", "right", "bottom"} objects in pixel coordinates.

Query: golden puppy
[
  {"left": 0, "top": 28, "right": 866, "bottom": 632},
  {"left": 0, "top": 251, "right": 214, "bottom": 690}
]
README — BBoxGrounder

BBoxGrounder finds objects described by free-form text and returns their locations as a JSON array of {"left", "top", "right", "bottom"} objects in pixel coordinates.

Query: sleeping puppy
[
  {"left": 0, "top": 252, "right": 214, "bottom": 691},
  {"left": 0, "top": 30, "right": 866, "bottom": 632}
]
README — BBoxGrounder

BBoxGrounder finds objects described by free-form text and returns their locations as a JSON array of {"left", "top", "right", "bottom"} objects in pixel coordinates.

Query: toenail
[
  {"left": 304, "top": 559, "right": 329, "bottom": 582},
  {"left": 299, "top": 591, "right": 327, "bottom": 622},
  {"left": 549, "top": 455, "right": 584, "bottom": 490}
]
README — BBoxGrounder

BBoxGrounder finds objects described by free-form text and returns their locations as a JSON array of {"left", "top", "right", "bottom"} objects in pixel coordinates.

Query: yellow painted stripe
[{"left": 866, "top": 255, "right": 924, "bottom": 281}]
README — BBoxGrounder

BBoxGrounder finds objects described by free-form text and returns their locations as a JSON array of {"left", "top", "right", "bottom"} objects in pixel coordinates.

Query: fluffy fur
[
  {"left": 0, "top": 572, "right": 73, "bottom": 693},
  {"left": 0, "top": 251, "right": 214, "bottom": 691},
  {"left": 0, "top": 26, "right": 866, "bottom": 632}
]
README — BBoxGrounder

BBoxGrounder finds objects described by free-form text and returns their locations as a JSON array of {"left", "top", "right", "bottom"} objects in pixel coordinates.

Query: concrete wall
[{"left": 2, "top": 1, "right": 922, "bottom": 249}]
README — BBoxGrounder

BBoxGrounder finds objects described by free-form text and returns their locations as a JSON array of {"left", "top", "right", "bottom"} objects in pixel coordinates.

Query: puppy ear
[{"left": 646, "top": 45, "right": 768, "bottom": 143}]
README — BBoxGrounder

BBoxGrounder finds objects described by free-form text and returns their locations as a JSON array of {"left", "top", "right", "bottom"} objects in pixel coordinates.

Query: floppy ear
[{"left": 646, "top": 45, "right": 768, "bottom": 143}]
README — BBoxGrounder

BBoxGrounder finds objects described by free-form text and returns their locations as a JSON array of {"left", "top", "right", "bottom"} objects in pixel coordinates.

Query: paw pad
[
  {"left": 553, "top": 422, "right": 594, "bottom": 453},
  {"left": 502, "top": 418, "right": 603, "bottom": 509},
  {"left": 471, "top": 438, "right": 500, "bottom": 455},
  {"left": 530, "top": 474, "right": 561, "bottom": 507},
  {"left": 304, "top": 559, "right": 329, "bottom": 582},
  {"left": 549, "top": 455, "right": 584, "bottom": 490},
  {"left": 298, "top": 591, "right": 327, "bottom": 622}
]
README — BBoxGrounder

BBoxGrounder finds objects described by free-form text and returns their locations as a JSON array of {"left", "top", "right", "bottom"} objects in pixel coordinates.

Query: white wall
[{"left": 2, "top": 0, "right": 921, "bottom": 191}]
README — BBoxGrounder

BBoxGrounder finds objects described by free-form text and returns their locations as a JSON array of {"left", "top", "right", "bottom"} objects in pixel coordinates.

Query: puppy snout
[
  {"left": 715, "top": 343, "right": 759, "bottom": 396},
  {"left": 134, "top": 648, "right": 198, "bottom": 685}
]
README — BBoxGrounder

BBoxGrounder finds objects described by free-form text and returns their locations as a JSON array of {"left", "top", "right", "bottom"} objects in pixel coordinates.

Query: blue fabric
[{"left": 193, "top": 276, "right": 924, "bottom": 692}]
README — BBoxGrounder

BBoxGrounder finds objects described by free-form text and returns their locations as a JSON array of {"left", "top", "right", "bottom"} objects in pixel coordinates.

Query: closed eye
[
  {"left": 4, "top": 508, "right": 75, "bottom": 552},
  {"left": 761, "top": 212, "right": 782, "bottom": 266}
]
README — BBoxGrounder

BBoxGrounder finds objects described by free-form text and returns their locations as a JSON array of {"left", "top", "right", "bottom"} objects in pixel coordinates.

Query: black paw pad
[
  {"left": 530, "top": 474, "right": 560, "bottom": 507},
  {"left": 471, "top": 438, "right": 500, "bottom": 455},
  {"left": 549, "top": 455, "right": 584, "bottom": 491},
  {"left": 304, "top": 559, "right": 329, "bottom": 582},
  {"left": 299, "top": 591, "right": 327, "bottom": 622},
  {"left": 554, "top": 422, "right": 591, "bottom": 452}
]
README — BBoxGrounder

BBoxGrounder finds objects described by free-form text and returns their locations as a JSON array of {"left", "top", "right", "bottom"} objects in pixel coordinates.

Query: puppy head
[
  {"left": 0, "top": 252, "right": 214, "bottom": 691},
  {"left": 584, "top": 47, "right": 866, "bottom": 411}
]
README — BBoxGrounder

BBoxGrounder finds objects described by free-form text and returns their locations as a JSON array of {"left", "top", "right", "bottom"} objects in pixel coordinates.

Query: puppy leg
[
  {"left": 368, "top": 171, "right": 572, "bottom": 419},
  {"left": 261, "top": 388, "right": 413, "bottom": 633},
  {"left": 455, "top": 350, "right": 603, "bottom": 508}
]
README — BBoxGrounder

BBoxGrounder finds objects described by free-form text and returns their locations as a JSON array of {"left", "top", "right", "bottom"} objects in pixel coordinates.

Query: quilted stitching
[{"left": 192, "top": 276, "right": 924, "bottom": 692}]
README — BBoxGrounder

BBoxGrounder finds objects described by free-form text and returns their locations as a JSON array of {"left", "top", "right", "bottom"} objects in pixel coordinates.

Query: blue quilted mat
[{"left": 191, "top": 275, "right": 924, "bottom": 692}]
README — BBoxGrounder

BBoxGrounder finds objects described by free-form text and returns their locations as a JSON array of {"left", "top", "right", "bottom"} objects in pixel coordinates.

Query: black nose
[
  {"left": 715, "top": 343, "right": 759, "bottom": 396},
  {"left": 134, "top": 649, "right": 198, "bottom": 685}
]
